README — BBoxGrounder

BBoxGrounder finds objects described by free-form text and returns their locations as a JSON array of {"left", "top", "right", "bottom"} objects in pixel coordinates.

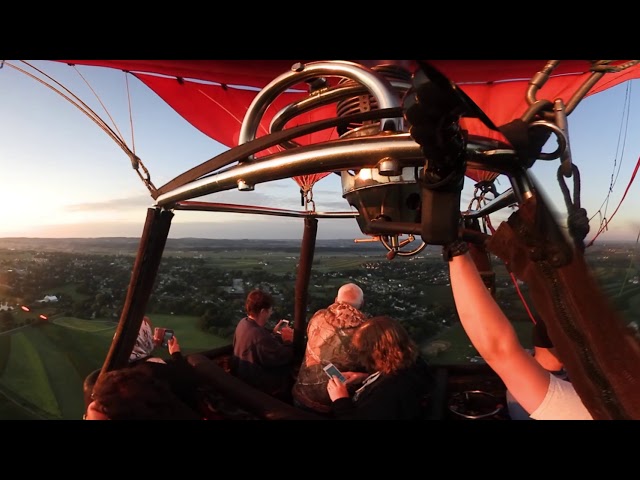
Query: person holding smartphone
[
  {"left": 326, "top": 315, "right": 434, "bottom": 420},
  {"left": 125, "top": 316, "right": 203, "bottom": 414},
  {"left": 231, "top": 289, "right": 296, "bottom": 401}
]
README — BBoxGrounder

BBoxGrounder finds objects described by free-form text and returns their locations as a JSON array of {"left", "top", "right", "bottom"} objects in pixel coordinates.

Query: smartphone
[
  {"left": 154, "top": 327, "right": 174, "bottom": 348},
  {"left": 323, "top": 363, "right": 346, "bottom": 383},
  {"left": 162, "top": 329, "right": 174, "bottom": 347},
  {"left": 274, "top": 319, "right": 289, "bottom": 334}
]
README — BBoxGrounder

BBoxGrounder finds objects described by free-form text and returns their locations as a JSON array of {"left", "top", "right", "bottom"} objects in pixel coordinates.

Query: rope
[
  {"left": 7, "top": 61, "right": 157, "bottom": 196},
  {"left": 557, "top": 164, "right": 590, "bottom": 251},
  {"left": 126, "top": 73, "right": 136, "bottom": 156},
  {"left": 71, "top": 64, "right": 127, "bottom": 145},
  {"left": 587, "top": 155, "right": 640, "bottom": 247},
  {"left": 510, "top": 272, "right": 537, "bottom": 325}
]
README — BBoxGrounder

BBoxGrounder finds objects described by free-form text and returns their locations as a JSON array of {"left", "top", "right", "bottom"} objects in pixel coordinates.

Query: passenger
[
  {"left": 506, "top": 317, "right": 568, "bottom": 420},
  {"left": 126, "top": 316, "right": 202, "bottom": 414},
  {"left": 231, "top": 288, "right": 295, "bottom": 401},
  {"left": 84, "top": 367, "right": 202, "bottom": 420},
  {"left": 292, "top": 283, "right": 368, "bottom": 414},
  {"left": 325, "top": 315, "right": 434, "bottom": 420},
  {"left": 444, "top": 240, "right": 593, "bottom": 420}
]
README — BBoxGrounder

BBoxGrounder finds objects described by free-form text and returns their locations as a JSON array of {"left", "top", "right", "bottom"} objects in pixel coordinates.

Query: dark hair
[
  {"left": 352, "top": 316, "right": 418, "bottom": 374},
  {"left": 91, "top": 367, "right": 201, "bottom": 420},
  {"left": 245, "top": 289, "right": 274, "bottom": 317}
]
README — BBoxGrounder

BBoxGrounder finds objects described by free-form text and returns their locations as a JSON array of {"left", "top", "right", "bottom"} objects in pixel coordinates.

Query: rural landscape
[{"left": 0, "top": 237, "right": 638, "bottom": 420}]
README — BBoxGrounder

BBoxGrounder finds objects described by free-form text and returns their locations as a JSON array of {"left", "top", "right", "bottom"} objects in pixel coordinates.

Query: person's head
[
  {"left": 129, "top": 316, "right": 155, "bottom": 363},
  {"left": 245, "top": 289, "right": 274, "bottom": 326},
  {"left": 352, "top": 315, "right": 418, "bottom": 374},
  {"left": 85, "top": 367, "right": 202, "bottom": 420},
  {"left": 336, "top": 283, "right": 364, "bottom": 310}
]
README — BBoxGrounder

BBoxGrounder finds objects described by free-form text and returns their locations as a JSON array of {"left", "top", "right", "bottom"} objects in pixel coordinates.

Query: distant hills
[
  {"left": 0, "top": 237, "right": 393, "bottom": 254},
  {"left": 0, "top": 237, "right": 633, "bottom": 255}
]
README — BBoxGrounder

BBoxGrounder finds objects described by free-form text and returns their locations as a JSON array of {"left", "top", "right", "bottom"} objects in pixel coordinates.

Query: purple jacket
[{"left": 231, "top": 317, "right": 294, "bottom": 398}]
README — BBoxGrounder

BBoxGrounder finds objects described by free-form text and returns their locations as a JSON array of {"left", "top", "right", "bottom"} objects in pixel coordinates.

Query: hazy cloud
[
  {"left": 11, "top": 217, "right": 366, "bottom": 240},
  {"left": 65, "top": 195, "right": 154, "bottom": 212},
  {"left": 170, "top": 219, "right": 365, "bottom": 240}
]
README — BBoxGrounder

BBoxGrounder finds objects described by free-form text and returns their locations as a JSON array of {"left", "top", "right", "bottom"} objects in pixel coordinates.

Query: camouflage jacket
[{"left": 292, "top": 301, "right": 367, "bottom": 413}]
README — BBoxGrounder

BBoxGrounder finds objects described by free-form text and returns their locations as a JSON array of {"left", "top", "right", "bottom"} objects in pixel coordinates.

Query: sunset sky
[{"left": 0, "top": 60, "right": 638, "bottom": 243}]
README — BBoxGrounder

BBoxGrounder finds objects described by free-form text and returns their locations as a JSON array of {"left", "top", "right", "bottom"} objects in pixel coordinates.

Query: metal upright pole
[
  {"left": 293, "top": 216, "right": 318, "bottom": 358},
  {"left": 98, "top": 207, "right": 174, "bottom": 376}
]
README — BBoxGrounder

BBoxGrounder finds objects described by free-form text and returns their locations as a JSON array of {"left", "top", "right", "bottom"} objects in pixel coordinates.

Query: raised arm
[{"left": 448, "top": 249, "right": 551, "bottom": 415}]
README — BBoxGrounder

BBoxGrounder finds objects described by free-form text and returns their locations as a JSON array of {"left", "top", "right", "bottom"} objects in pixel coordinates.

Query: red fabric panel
[
  {"left": 54, "top": 60, "right": 640, "bottom": 187},
  {"left": 60, "top": 59, "right": 612, "bottom": 86},
  {"left": 433, "top": 60, "right": 597, "bottom": 83},
  {"left": 458, "top": 66, "right": 640, "bottom": 141},
  {"left": 59, "top": 60, "right": 306, "bottom": 88},
  {"left": 465, "top": 167, "right": 500, "bottom": 184},
  {"left": 293, "top": 173, "right": 332, "bottom": 189},
  {"left": 135, "top": 73, "right": 338, "bottom": 154},
  {"left": 57, "top": 60, "right": 640, "bottom": 159}
]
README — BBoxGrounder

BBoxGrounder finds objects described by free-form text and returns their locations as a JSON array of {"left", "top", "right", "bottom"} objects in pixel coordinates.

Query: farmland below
[{"left": 0, "top": 237, "right": 637, "bottom": 419}]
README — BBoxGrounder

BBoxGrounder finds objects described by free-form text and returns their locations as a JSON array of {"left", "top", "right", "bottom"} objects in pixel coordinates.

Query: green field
[
  {"left": 424, "top": 320, "right": 536, "bottom": 365},
  {"left": 314, "top": 257, "right": 367, "bottom": 273},
  {"left": 54, "top": 283, "right": 91, "bottom": 303},
  {"left": 142, "top": 314, "right": 231, "bottom": 354},
  {"left": 0, "top": 315, "right": 229, "bottom": 420},
  {"left": 0, "top": 331, "right": 60, "bottom": 417},
  {"left": 0, "top": 242, "right": 637, "bottom": 420},
  {"left": 54, "top": 317, "right": 116, "bottom": 332}
]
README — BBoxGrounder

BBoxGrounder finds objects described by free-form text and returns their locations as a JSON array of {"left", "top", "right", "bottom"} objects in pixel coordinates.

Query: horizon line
[
  {"left": 0, "top": 236, "right": 374, "bottom": 241},
  {"left": 0, "top": 236, "right": 636, "bottom": 245}
]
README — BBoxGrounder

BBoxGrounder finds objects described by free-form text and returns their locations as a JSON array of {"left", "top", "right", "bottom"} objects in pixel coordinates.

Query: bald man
[
  {"left": 336, "top": 283, "right": 364, "bottom": 309},
  {"left": 292, "top": 283, "right": 367, "bottom": 414}
]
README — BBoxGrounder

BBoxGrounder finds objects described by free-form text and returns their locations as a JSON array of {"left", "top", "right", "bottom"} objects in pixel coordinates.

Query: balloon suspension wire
[
  {"left": 4, "top": 61, "right": 156, "bottom": 194},
  {"left": 586, "top": 81, "right": 633, "bottom": 245}
]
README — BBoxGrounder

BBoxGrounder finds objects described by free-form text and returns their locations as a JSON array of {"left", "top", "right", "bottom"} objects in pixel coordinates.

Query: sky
[{"left": 0, "top": 60, "right": 639, "bottom": 243}]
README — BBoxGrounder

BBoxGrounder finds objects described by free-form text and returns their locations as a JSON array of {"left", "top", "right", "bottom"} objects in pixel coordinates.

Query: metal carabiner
[
  {"left": 528, "top": 120, "right": 567, "bottom": 161},
  {"left": 303, "top": 187, "right": 315, "bottom": 212}
]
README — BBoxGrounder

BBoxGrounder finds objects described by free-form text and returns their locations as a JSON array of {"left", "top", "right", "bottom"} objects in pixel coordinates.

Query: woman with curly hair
[{"left": 326, "top": 315, "right": 434, "bottom": 419}]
